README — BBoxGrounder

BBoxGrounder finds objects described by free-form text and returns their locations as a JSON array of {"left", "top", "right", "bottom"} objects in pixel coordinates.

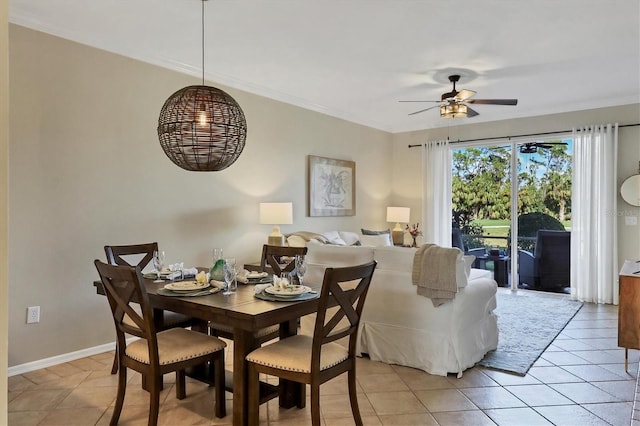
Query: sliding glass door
[{"left": 452, "top": 138, "right": 572, "bottom": 291}]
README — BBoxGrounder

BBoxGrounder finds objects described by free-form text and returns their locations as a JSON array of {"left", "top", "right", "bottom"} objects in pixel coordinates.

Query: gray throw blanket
[{"left": 412, "top": 244, "right": 461, "bottom": 307}]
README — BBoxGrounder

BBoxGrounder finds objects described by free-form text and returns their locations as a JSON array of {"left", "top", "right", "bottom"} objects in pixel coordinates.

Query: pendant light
[{"left": 157, "top": 0, "right": 247, "bottom": 172}]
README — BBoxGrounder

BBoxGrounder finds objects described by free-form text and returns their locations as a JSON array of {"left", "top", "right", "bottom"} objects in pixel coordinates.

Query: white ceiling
[{"left": 9, "top": 0, "right": 640, "bottom": 133}]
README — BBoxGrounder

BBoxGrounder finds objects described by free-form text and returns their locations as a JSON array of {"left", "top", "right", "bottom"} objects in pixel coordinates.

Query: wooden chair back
[
  {"left": 94, "top": 260, "right": 160, "bottom": 366},
  {"left": 104, "top": 242, "right": 158, "bottom": 269},
  {"left": 259, "top": 244, "right": 308, "bottom": 276},
  {"left": 312, "top": 261, "right": 377, "bottom": 362}
]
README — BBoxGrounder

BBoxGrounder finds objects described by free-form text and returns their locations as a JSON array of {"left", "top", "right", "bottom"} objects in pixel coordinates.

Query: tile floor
[{"left": 7, "top": 290, "right": 640, "bottom": 425}]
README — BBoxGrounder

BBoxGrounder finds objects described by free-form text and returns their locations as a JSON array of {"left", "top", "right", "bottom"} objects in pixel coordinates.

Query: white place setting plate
[
  {"left": 164, "top": 281, "right": 210, "bottom": 292},
  {"left": 264, "top": 285, "right": 311, "bottom": 297}
]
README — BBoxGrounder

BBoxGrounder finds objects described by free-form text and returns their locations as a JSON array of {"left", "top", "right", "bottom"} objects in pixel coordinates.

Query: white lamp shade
[
  {"left": 386, "top": 207, "right": 410, "bottom": 224},
  {"left": 259, "top": 202, "right": 293, "bottom": 225}
]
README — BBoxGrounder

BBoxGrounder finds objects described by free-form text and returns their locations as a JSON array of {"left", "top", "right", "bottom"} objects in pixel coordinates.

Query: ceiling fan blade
[
  {"left": 408, "top": 105, "right": 441, "bottom": 116},
  {"left": 398, "top": 100, "right": 441, "bottom": 103},
  {"left": 467, "top": 99, "right": 518, "bottom": 105},
  {"left": 466, "top": 107, "right": 479, "bottom": 117},
  {"left": 455, "top": 89, "right": 476, "bottom": 101}
]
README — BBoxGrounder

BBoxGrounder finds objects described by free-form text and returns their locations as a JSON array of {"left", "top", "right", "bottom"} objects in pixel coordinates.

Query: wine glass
[
  {"left": 295, "top": 255, "right": 307, "bottom": 287},
  {"left": 223, "top": 258, "right": 236, "bottom": 295},
  {"left": 152, "top": 250, "right": 165, "bottom": 283}
]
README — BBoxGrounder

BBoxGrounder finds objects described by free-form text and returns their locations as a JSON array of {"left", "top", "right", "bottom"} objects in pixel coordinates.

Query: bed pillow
[{"left": 360, "top": 234, "right": 392, "bottom": 247}]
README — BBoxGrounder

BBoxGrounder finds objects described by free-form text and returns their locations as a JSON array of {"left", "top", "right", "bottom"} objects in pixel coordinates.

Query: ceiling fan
[
  {"left": 399, "top": 74, "right": 518, "bottom": 118},
  {"left": 519, "top": 142, "right": 568, "bottom": 154}
]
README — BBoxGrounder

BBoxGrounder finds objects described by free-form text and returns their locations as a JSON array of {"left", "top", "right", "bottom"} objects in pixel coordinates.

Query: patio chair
[
  {"left": 451, "top": 227, "right": 486, "bottom": 267},
  {"left": 518, "top": 230, "right": 571, "bottom": 292}
]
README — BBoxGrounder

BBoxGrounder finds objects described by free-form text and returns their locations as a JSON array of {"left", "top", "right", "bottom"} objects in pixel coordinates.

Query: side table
[
  {"left": 618, "top": 262, "right": 640, "bottom": 371},
  {"left": 476, "top": 254, "right": 510, "bottom": 287}
]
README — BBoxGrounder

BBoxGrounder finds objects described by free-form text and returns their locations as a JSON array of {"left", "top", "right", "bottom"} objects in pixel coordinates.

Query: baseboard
[{"left": 8, "top": 338, "right": 136, "bottom": 377}]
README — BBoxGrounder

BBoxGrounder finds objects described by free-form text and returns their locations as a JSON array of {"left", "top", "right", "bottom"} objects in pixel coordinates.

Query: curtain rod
[{"left": 407, "top": 123, "right": 640, "bottom": 148}]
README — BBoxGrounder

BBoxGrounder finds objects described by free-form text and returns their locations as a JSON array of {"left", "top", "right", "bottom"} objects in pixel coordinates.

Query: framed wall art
[{"left": 307, "top": 155, "right": 356, "bottom": 217}]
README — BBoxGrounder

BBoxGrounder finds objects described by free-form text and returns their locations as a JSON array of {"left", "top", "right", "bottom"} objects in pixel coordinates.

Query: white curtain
[
  {"left": 571, "top": 124, "right": 619, "bottom": 304},
  {"left": 421, "top": 140, "right": 452, "bottom": 246}
]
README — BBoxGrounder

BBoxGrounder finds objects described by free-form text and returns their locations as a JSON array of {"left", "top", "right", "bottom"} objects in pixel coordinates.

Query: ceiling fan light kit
[
  {"left": 440, "top": 103, "right": 468, "bottom": 118},
  {"left": 157, "top": 0, "right": 247, "bottom": 172},
  {"left": 401, "top": 74, "right": 518, "bottom": 119}
]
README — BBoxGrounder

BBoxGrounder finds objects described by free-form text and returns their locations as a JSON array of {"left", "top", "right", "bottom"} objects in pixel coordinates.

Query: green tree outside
[{"left": 452, "top": 141, "right": 572, "bottom": 247}]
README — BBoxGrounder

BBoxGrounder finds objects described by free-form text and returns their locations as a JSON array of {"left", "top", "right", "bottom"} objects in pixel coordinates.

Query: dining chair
[
  {"left": 94, "top": 260, "right": 227, "bottom": 425},
  {"left": 104, "top": 243, "right": 202, "bottom": 375},
  {"left": 208, "top": 245, "right": 309, "bottom": 345},
  {"left": 246, "top": 260, "right": 377, "bottom": 426},
  {"left": 260, "top": 244, "right": 308, "bottom": 276}
]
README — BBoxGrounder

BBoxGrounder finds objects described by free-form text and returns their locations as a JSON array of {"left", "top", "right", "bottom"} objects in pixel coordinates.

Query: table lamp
[
  {"left": 387, "top": 206, "right": 410, "bottom": 246},
  {"left": 259, "top": 202, "right": 293, "bottom": 246}
]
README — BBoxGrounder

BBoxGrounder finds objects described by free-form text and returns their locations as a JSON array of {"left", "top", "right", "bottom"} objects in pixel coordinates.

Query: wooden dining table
[{"left": 93, "top": 275, "right": 322, "bottom": 426}]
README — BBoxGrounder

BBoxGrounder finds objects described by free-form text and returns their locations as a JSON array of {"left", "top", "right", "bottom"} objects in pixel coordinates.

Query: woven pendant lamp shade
[{"left": 157, "top": 85, "right": 247, "bottom": 171}]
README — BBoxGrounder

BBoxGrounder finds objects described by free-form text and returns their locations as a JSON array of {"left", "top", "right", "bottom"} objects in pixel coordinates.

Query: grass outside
[{"left": 469, "top": 219, "right": 571, "bottom": 249}]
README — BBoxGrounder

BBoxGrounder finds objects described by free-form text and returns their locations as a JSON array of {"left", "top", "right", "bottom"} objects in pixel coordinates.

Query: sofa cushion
[
  {"left": 469, "top": 268, "right": 492, "bottom": 281},
  {"left": 320, "top": 230, "right": 347, "bottom": 245},
  {"left": 456, "top": 255, "right": 476, "bottom": 288},
  {"left": 373, "top": 245, "right": 472, "bottom": 288},
  {"left": 306, "top": 244, "right": 375, "bottom": 267},
  {"left": 338, "top": 231, "right": 361, "bottom": 246},
  {"left": 373, "top": 246, "right": 417, "bottom": 271},
  {"left": 361, "top": 228, "right": 391, "bottom": 236},
  {"left": 361, "top": 234, "right": 392, "bottom": 247},
  {"left": 287, "top": 235, "right": 307, "bottom": 247}
]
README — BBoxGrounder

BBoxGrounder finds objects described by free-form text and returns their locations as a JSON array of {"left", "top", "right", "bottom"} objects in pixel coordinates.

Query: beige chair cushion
[
  {"left": 126, "top": 328, "right": 226, "bottom": 365},
  {"left": 210, "top": 322, "right": 279, "bottom": 339},
  {"left": 246, "top": 335, "right": 348, "bottom": 373}
]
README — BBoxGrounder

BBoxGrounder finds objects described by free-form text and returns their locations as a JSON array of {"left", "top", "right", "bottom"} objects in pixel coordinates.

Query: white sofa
[{"left": 301, "top": 243, "right": 498, "bottom": 377}]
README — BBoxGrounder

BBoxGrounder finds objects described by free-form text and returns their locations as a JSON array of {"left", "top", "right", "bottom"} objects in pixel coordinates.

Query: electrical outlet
[{"left": 27, "top": 306, "right": 40, "bottom": 324}]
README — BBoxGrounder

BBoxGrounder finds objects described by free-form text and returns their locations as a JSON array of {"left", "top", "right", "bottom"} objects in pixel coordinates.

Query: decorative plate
[
  {"left": 264, "top": 285, "right": 310, "bottom": 297},
  {"left": 164, "top": 281, "right": 210, "bottom": 292}
]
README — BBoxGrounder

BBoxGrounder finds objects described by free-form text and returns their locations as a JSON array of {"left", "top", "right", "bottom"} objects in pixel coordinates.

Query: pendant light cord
[{"left": 201, "top": 0, "right": 205, "bottom": 85}]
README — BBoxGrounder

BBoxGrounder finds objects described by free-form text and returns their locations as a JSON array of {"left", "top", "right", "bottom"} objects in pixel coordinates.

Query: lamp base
[
  {"left": 268, "top": 235, "right": 286, "bottom": 246},
  {"left": 391, "top": 230, "right": 404, "bottom": 246}
]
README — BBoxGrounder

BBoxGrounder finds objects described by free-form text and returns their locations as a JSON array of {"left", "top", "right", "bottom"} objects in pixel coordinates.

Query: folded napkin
[
  {"left": 254, "top": 283, "right": 272, "bottom": 294},
  {"left": 143, "top": 270, "right": 182, "bottom": 280},
  {"left": 182, "top": 267, "right": 198, "bottom": 278},
  {"left": 210, "top": 280, "right": 226, "bottom": 289},
  {"left": 162, "top": 271, "right": 182, "bottom": 280},
  {"left": 236, "top": 269, "right": 270, "bottom": 284},
  {"left": 273, "top": 275, "right": 291, "bottom": 290}
]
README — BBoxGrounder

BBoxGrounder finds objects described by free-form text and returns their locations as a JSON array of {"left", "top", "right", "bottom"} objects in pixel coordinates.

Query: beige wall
[
  {"left": 1, "top": 0, "right": 9, "bottom": 421},
  {"left": 8, "top": 25, "right": 392, "bottom": 366},
  {"left": 390, "top": 104, "right": 640, "bottom": 267},
  {"left": 8, "top": 23, "right": 640, "bottom": 370}
]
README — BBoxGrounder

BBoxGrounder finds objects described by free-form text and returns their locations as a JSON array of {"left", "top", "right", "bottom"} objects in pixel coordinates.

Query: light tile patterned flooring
[{"left": 8, "top": 291, "right": 640, "bottom": 425}]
